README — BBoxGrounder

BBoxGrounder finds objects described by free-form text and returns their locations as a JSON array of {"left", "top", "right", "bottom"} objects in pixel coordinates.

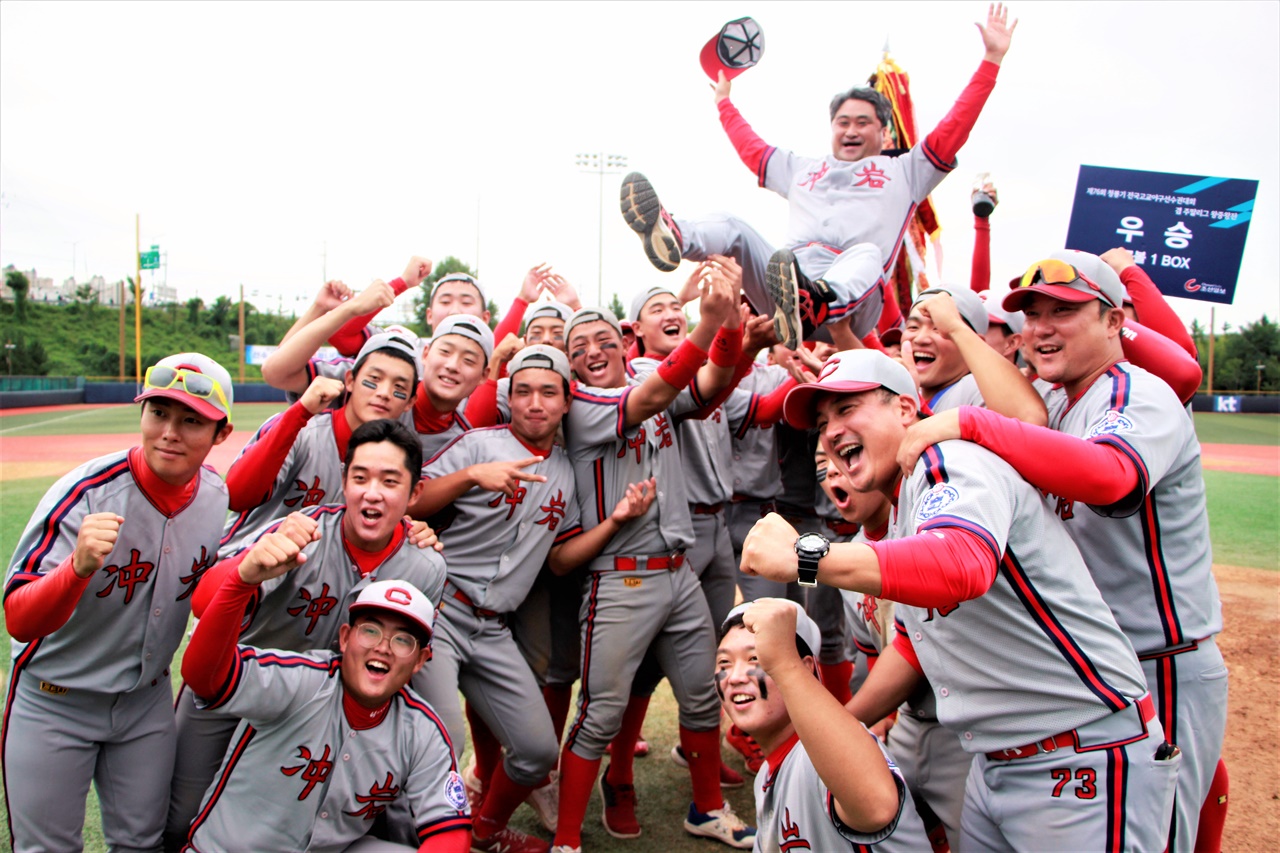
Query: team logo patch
[
  {"left": 915, "top": 484, "right": 960, "bottom": 523},
  {"left": 623, "top": 577, "right": 643, "bottom": 588},
  {"left": 444, "top": 771, "right": 468, "bottom": 811},
  {"left": 1087, "top": 411, "right": 1134, "bottom": 438}
]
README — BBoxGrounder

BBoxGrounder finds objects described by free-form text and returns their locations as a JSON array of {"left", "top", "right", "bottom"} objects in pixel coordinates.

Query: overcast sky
[{"left": 2, "top": 1, "right": 1277, "bottom": 336}]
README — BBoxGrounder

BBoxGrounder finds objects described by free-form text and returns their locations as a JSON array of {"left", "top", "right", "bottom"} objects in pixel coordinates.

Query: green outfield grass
[
  {"left": 1203, "top": 470, "right": 1280, "bottom": 571},
  {"left": 0, "top": 402, "right": 286, "bottom": 436},
  {"left": 1193, "top": 411, "right": 1280, "bottom": 446}
]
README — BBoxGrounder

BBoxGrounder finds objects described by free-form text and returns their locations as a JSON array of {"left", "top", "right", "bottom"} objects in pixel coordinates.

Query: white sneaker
[
  {"left": 524, "top": 772, "right": 559, "bottom": 833},
  {"left": 684, "top": 800, "right": 756, "bottom": 849},
  {"left": 550, "top": 846, "right": 581, "bottom": 853}
]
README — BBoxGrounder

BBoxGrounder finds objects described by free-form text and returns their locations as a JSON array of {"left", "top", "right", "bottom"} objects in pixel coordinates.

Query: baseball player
[
  {"left": 719, "top": 598, "right": 932, "bottom": 851},
  {"left": 622, "top": 5, "right": 1017, "bottom": 348},
  {"left": 180, "top": 568, "right": 470, "bottom": 853},
  {"left": 167, "top": 418, "right": 449, "bottom": 849},
  {"left": 551, "top": 276, "right": 755, "bottom": 853},
  {"left": 898, "top": 257, "right": 1226, "bottom": 851},
  {"left": 3, "top": 353, "right": 234, "bottom": 852},
  {"left": 743, "top": 349, "right": 1179, "bottom": 851}
]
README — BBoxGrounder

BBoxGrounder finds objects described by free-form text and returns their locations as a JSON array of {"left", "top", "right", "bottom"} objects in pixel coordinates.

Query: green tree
[
  {"left": 608, "top": 292, "right": 625, "bottom": 321},
  {"left": 208, "top": 295, "right": 234, "bottom": 330},
  {"left": 411, "top": 256, "right": 479, "bottom": 336},
  {"left": 186, "top": 297, "right": 204, "bottom": 326},
  {"left": 6, "top": 269, "right": 30, "bottom": 322}
]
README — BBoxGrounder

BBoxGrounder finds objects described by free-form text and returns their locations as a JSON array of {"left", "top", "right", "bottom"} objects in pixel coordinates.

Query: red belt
[
  {"left": 449, "top": 587, "right": 500, "bottom": 619},
  {"left": 691, "top": 502, "right": 724, "bottom": 515},
  {"left": 613, "top": 551, "right": 686, "bottom": 571},
  {"left": 824, "top": 518, "right": 859, "bottom": 536},
  {"left": 986, "top": 694, "right": 1155, "bottom": 761}
]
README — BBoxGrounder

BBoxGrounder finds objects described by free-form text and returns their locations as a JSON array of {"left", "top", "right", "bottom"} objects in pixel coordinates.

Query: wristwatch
[{"left": 794, "top": 532, "right": 829, "bottom": 588}]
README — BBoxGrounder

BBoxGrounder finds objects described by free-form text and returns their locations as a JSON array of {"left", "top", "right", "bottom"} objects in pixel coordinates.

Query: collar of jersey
[
  {"left": 128, "top": 446, "right": 198, "bottom": 517},
  {"left": 342, "top": 689, "right": 390, "bottom": 730},
  {"left": 762, "top": 731, "right": 802, "bottom": 790},
  {"left": 413, "top": 393, "right": 457, "bottom": 434}
]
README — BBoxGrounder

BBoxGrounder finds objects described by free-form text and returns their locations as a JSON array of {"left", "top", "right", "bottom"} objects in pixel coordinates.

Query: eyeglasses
[
  {"left": 354, "top": 621, "right": 422, "bottom": 658},
  {"left": 143, "top": 365, "right": 230, "bottom": 413},
  {"left": 1017, "top": 259, "right": 1114, "bottom": 306}
]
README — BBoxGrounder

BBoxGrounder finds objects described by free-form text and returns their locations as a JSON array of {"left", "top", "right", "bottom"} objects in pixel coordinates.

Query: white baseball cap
[
  {"left": 912, "top": 286, "right": 989, "bottom": 335},
  {"left": 508, "top": 344, "right": 571, "bottom": 383},
  {"left": 355, "top": 332, "right": 422, "bottom": 385},
  {"left": 977, "top": 290, "right": 1025, "bottom": 334},
  {"left": 527, "top": 301, "right": 573, "bottom": 323},
  {"left": 135, "top": 352, "right": 233, "bottom": 423},
  {"left": 433, "top": 272, "right": 487, "bottom": 307},
  {"left": 431, "top": 314, "right": 495, "bottom": 362},
  {"left": 722, "top": 598, "right": 821, "bottom": 659},
  {"left": 628, "top": 285, "right": 680, "bottom": 323},
  {"left": 1004, "top": 252, "right": 1124, "bottom": 312},
  {"left": 564, "top": 307, "right": 624, "bottom": 346},
  {"left": 349, "top": 579, "right": 436, "bottom": 641},
  {"left": 783, "top": 349, "right": 918, "bottom": 429}
]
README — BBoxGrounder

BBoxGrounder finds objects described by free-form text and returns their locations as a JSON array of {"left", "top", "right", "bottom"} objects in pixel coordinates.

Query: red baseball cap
[
  {"left": 700, "top": 17, "right": 765, "bottom": 82},
  {"left": 783, "top": 350, "right": 918, "bottom": 429}
]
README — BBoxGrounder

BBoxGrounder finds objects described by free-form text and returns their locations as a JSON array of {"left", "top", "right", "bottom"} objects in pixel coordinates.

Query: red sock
[
  {"left": 1194, "top": 759, "right": 1229, "bottom": 853},
  {"left": 543, "top": 683, "right": 573, "bottom": 745},
  {"left": 680, "top": 726, "right": 723, "bottom": 814},
  {"left": 475, "top": 762, "right": 535, "bottom": 835},
  {"left": 466, "top": 702, "right": 503, "bottom": 788},
  {"left": 553, "top": 747, "right": 601, "bottom": 849},
  {"left": 818, "top": 661, "right": 854, "bottom": 705},
  {"left": 605, "top": 694, "right": 650, "bottom": 786}
]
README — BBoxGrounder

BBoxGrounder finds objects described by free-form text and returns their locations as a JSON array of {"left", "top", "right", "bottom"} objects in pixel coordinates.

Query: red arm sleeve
[
  {"left": 891, "top": 625, "right": 925, "bottom": 677},
  {"left": 747, "top": 378, "right": 800, "bottom": 428},
  {"left": 463, "top": 379, "right": 499, "bottom": 426},
  {"left": 868, "top": 526, "right": 997, "bottom": 608},
  {"left": 959, "top": 406, "right": 1141, "bottom": 505},
  {"left": 420, "top": 828, "right": 472, "bottom": 853},
  {"left": 191, "top": 553, "right": 249, "bottom": 619},
  {"left": 717, "top": 99, "right": 775, "bottom": 185},
  {"left": 328, "top": 277, "right": 410, "bottom": 357},
  {"left": 182, "top": 572, "right": 260, "bottom": 700},
  {"left": 492, "top": 297, "right": 529, "bottom": 344},
  {"left": 224, "top": 403, "right": 313, "bottom": 511},
  {"left": 685, "top": 335, "right": 750, "bottom": 420},
  {"left": 3, "top": 556, "right": 93, "bottom": 642},
  {"left": 1120, "top": 267, "right": 1196, "bottom": 356},
  {"left": 1120, "top": 321, "right": 1202, "bottom": 404},
  {"left": 921, "top": 61, "right": 1000, "bottom": 168},
  {"left": 971, "top": 216, "right": 991, "bottom": 292}
]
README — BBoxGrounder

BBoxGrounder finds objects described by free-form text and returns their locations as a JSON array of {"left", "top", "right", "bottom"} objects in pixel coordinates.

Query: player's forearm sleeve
[
  {"left": 718, "top": 99, "right": 775, "bottom": 185},
  {"left": 191, "top": 552, "right": 249, "bottom": 618},
  {"left": 656, "top": 337, "right": 710, "bottom": 391},
  {"left": 869, "top": 527, "right": 997, "bottom": 607},
  {"left": 463, "top": 379, "right": 500, "bottom": 427},
  {"left": 328, "top": 276, "right": 410, "bottom": 356},
  {"left": 750, "top": 377, "right": 800, "bottom": 428},
  {"left": 890, "top": 628, "right": 925, "bottom": 677},
  {"left": 971, "top": 216, "right": 991, "bottom": 292},
  {"left": 1120, "top": 267, "right": 1196, "bottom": 356},
  {"left": 1121, "top": 320, "right": 1202, "bottom": 404},
  {"left": 491, "top": 297, "right": 529, "bottom": 346},
  {"left": 419, "top": 828, "right": 472, "bottom": 853},
  {"left": 687, "top": 349, "right": 755, "bottom": 419},
  {"left": 225, "top": 403, "right": 312, "bottom": 511},
  {"left": 3, "top": 555, "right": 93, "bottom": 642},
  {"left": 922, "top": 61, "right": 1000, "bottom": 167},
  {"left": 959, "top": 406, "right": 1140, "bottom": 504},
  {"left": 183, "top": 572, "right": 259, "bottom": 699}
]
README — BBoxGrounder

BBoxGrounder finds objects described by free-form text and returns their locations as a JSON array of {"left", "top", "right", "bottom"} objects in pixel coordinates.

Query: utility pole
[
  {"left": 1207, "top": 307, "right": 1215, "bottom": 395},
  {"left": 575, "top": 153, "right": 628, "bottom": 305},
  {"left": 134, "top": 214, "right": 142, "bottom": 383},
  {"left": 238, "top": 284, "right": 246, "bottom": 383}
]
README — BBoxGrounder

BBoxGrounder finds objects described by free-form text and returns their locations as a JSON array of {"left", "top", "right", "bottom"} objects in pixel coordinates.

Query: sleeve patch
[
  {"left": 1087, "top": 411, "right": 1135, "bottom": 438},
  {"left": 444, "top": 771, "right": 468, "bottom": 811},
  {"left": 915, "top": 483, "right": 960, "bottom": 524}
]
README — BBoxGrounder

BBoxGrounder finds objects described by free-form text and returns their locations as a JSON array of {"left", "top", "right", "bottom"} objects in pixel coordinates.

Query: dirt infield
[
  {"left": 0, "top": 432, "right": 253, "bottom": 482},
  {"left": 1201, "top": 443, "right": 1280, "bottom": 476}
]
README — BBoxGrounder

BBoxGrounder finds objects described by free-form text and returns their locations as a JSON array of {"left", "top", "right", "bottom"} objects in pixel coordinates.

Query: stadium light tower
[{"left": 575, "top": 152, "right": 628, "bottom": 305}]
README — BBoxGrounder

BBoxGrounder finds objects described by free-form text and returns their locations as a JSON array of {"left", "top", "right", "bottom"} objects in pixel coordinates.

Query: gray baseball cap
[
  {"left": 430, "top": 314, "right": 494, "bottom": 362},
  {"left": 978, "top": 290, "right": 1025, "bottom": 334},
  {"left": 508, "top": 344, "right": 571, "bottom": 384},
  {"left": 564, "top": 307, "right": 624, "bottom": 347},
  {"left": 783, "top": 349, "right": 918, "bottom": 429},
  {"left": 355, "top": 332, "right": 422, "bottom": 384},
  {"left": 722, "top": 598, "right": 821, "bottom": 659},
  {"left": 912, "top": 286, "right": 990, "bottom": 336},
  {"left": 527, "top": 301, "right": 573, "bottom": 323},
  {"left": 628, "top": 285, "right": 680, "bottom": 323},
  {"left": 433, "top": 272, "right": 487, "bottom": 307}
]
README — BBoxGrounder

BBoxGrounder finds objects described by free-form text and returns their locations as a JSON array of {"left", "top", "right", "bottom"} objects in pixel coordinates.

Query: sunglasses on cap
[
  {"left": 143, "top": 365, "right": 230, "bottom": 412},
  {"left": 1017, "top": 259, "right": 1116, "bottom": 307}
]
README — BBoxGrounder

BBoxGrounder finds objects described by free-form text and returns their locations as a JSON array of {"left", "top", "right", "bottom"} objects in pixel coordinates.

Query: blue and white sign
[{"left": 1065, "top": 165, "right": 1258, "bottom": 305}]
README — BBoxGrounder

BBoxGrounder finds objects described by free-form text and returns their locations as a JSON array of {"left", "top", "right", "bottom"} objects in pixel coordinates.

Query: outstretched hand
[
  {"left": 610, "top": 477, "right": 657, "bottom": 524},
  {"left": 469, "top": 457, "right": 548, "bottom": 497},
  {"left": 978, "top": 2, "right": 1017, "bottom": 65},
  {"left": 712, "top": 70, "right": 732, "bottom": 103}
]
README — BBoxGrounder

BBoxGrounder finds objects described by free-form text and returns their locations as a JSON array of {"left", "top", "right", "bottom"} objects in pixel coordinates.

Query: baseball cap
[
  {"left": 783, "top": 349, "right": 918, "bottom": 429},
  {"left": 507, "top": 344, "right": 571, "bottom": 384},
  {"left": 700, "top": 16, "right": 765, "bottom": 82},
  {"left": 879, "top": 327, "right": 904, "bottom": 347},
  {"left": 722, "top": 598, "right": 821, "bottom": 660},
  {"left": 433, "top": 272, "right": 486, "bottom": 307},
  {"left": 628, "top": 285, "right": 680, "bottom": 323},
  {"left": 564, "top": 307, "right": 624, "bottom": 347},
  {"left": 977, "top": 290, "right": 1025, "bottom": 334},
  {"left": 912, "top": 287, "right": 989, "bottom": 335},
  {"left": 430, "top": 314, "right": 494, "bottom": 363},
  {"left": 355, "top": 332, "right": 421, "bottom": 385},
  {"left": 349, "top": 579, "right": 436, "bottom": 642},
  {"left": 1004, "top": 254, "right": 1123, "bottom": 312},
  {"left": 135, "top": 352, "right": 233, "bottom": 423},
  {"left": 527, "top": 301, "right": 573, "bottom": 324}
]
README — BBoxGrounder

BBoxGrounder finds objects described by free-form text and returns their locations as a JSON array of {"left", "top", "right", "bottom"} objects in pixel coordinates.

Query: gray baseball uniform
[
  {"left": 925, "top": 372, "right": 985, "bottom": 414},
  {"left": 3, "top": 449, "right": 228, "bottom": 852}
]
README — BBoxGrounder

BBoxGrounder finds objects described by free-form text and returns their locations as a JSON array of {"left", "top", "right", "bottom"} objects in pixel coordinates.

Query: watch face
[{"left": 796, "top": 532, "right": 829, "bottom": 556}]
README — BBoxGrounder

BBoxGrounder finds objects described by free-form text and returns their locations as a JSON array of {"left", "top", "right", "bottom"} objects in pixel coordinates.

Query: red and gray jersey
[
  {"left": 405, "top": 408, "right": 471, "bottom": 460},
  {"left": 892, "top": 440, "right": 1148, "bottom": 752},
  {"left": 220, "top": 411, "right": 346, "bottom": 557},
  {"left": 724, "top": 364, "right": 789, "bottom": 500},
  {"left": 422, "top": 426, "right": 582, "bottom": 612},
  {"left": 234, "top": 506, "right": 447, "bottom": 653},
  {"left": 565, "top": 379, "right": 692, "bottom": 559},
  {"left": 753, "top": 731, "right": 929, "bottom": 852},
  {"left": 926, "top": 373, "right": 985, "bottom": 414},
  {"left": 764, "top": 145, "right": 947, "bottom": 274},
  {"left": 1042, "top": 362, "right": 1221, "bottom": 653},
  {"left": 185, "top": 650, "right": 469, "bottom": 852},
  {"left": 6, "top": 450, "right": 227, "bottom": 693},
  {"left": 674, "top": 412, "right": 734, "bottom": 506}
]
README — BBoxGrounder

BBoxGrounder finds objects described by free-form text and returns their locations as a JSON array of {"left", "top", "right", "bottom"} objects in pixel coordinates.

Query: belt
[
  {"left": 691, "top": 502, "right": 724, "bottom": 515},
  {"left": 449, "top": 586, "right": 501, "bottom": 619},
  {"left": 986, "top": 694, "right": 1155, "bottom": 761},
  {"left": 824, "top": 518, "right": 859, "bottom": 536},
  {"left": 1138, "top": 639, "right": 1201, "bottom": 661},
  {"left": 613, "top": 550, "right": 686, "bottom": 571}
]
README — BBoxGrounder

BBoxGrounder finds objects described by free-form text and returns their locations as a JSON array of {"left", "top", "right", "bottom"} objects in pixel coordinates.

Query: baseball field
[{"left": 0, "top": 404, "right": 1275, "bottom": 851}]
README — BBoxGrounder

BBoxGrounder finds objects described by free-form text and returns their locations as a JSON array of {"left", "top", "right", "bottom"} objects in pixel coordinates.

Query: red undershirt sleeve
[
  {"left": 191, "top": 552, "right": 249, "bottom": 619},
  {"left": 891, "top": 627, "right": 925, "bottom": 677},
  {"left": 182, "top": 572, "right": 259, "bottom": 699},
  {"left": 959, "top": 405, "right": 1141, "bottom": 505},
  {"left": 420, "top": 828, "right": 472, "bottom": 853},
  {"left": 749, "top": 377, "right": 800, "bottom": 428},
  {"left": 1120, "top": 266, "right": 1196, "bottom": 356},
  {"left": 4, "top": 556, "right": 93, "bottom": 642},
  {"left": 463, "top": 379, "right": 500, "bottom": 426},
  {"left": 1120, "top": 321, "right": 1203, "bottom": 404},
  {"left": 921, "top": 61, "right": 1000, "bottom": 168},
  {"left": 717, "top": 99, "right": 775, "bottom": 184},
  {"left": 225, "top": 402, "right": 313, "bottom": 511},
  {"left": 868, "top": 526, "right": 997, "bottom": 608},
  {"left": 971, "top": 215, "right": 991, "bottom": 292},
  {"left": 492, "top": 297, "right": 529, "bottom": 344},
  {"left": 329, "top": 277, "right": 411, "bottom": 356}
]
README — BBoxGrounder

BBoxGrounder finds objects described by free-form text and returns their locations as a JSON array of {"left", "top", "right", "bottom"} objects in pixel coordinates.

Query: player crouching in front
[
  {"left": 718, "top": 598, "right": 931, "bottom": 851},
  {"left": 181, "top": 568, "right": 470, "bottom": 852}
]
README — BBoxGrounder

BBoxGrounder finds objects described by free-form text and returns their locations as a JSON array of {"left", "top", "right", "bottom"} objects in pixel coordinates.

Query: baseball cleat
[
  {"left": 470, "top": 816, "right": 550, "bottom": 853},
  {"left": 725, "top": 724, "right": 765, "bottom": 774},
  {"left": 621, "top": 172, "right": 683, "bottom": 272},
  {"left": 524, "top": 772, "right": 559, "bottom": 833},
  {"left": 684, "top": 800, "right": 756, "bottom": 849},
  {"left": 598, "top": 765, "right": 642, "bottom": 839},
  {"left": 766, "top": 249, "right": 834, "bottom": 349},
  {"left": 669, "top": 745, "right": 746, "bottom": 788}
]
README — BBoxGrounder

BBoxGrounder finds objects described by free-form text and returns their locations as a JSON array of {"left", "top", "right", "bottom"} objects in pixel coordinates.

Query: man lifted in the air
[{"left": 622, "top": 3, "right": 1016, "bottom": 350}]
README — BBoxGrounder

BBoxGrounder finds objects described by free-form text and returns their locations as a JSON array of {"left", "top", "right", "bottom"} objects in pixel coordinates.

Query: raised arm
[{"left": 328, "top": 256, "right": 431, "bottom": 356}]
